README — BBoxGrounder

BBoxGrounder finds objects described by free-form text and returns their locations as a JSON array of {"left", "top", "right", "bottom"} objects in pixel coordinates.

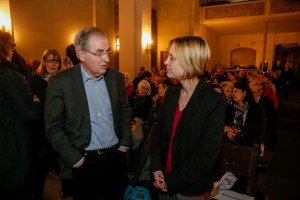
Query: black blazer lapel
[
  {"left": 175, "top": 80, "right": 206, "bottom": 136},
  {"left": 71, "top": 65, "right": 90, "bottom": 125}
]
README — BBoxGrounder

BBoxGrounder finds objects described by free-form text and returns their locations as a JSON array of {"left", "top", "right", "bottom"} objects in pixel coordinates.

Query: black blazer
[
  {"left": 150, "top": 80, "right": 225, "bottom": 195},
  {"left": 44, "top": 65, "right": 132, "bottom": 167}
]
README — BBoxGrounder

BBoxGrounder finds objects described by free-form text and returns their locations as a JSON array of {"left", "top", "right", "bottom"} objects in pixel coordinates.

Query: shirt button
[{"left": 98, "top": 113, "right": 101, "bottom": 117}]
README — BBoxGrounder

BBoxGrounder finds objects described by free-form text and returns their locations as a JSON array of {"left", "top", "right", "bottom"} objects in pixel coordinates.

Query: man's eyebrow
[{"left": 96, "top": 48, "right": 111, "bottom": 52}]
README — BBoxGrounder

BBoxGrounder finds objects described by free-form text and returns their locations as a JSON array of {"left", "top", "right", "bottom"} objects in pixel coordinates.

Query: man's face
[{"left": 80, "top": 35, "right": 110, "bottom": 78}]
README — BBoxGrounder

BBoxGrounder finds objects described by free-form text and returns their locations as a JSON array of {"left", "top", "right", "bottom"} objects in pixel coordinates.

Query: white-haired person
[{"left": 128, "top": 79, "right": 153, "bottom": 122}]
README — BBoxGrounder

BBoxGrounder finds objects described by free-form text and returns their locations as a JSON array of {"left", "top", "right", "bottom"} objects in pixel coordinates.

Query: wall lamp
[
  {"left": 146, "top": 42, "right": 152, "bottom": 54},
  {"left": 116, "top": 35, "right": 120, "bottom": 52}
]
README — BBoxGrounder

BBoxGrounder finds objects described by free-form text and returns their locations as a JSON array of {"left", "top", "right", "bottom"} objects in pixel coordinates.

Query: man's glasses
[
  {"left": 44, "top": 59, "right": 60, "bottom": 64},
  {"left": 86, "top": 49, "right": 113, "bottom": 58}
]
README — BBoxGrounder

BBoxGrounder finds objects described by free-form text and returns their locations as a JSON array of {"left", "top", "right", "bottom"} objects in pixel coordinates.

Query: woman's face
[
  {"left": 44, "top": 54, "right": 59, "bottom": 75},
  {"left": 158, "top": 83, "right": 167, "bottom": 98},
  {"left": 232, "top": 88, "right": 246, "bottom": 104},
  {"left": 164, "top": 43, "right": 184, "bottom": 80},
  {"left": 223, "top": 86, "right": 233, "bottom": 100},
  {"left": 137, "top": 84, "right": 150, "bottom": 96}
]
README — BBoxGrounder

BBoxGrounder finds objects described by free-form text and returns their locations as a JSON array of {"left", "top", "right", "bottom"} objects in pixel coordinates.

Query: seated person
[
  {"left": 128, "top": 79, "right": 153, "bottom": 122},
  {"left": 249, "top": 82, "right": 277, "bottom": 148},
  {"left": 224, "top": 81, "right": 265, "bottom": 147}
]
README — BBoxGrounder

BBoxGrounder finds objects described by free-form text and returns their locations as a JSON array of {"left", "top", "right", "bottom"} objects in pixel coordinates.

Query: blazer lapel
[
  {"left": 71, "top": 66, "right": 90, "bottom": 125},
  {"left": 165, "top": 86, "right": 181, "bottom": 137},
  {"left": 104, "top": 69, "right": 117, "bottom": 123},
  {"left": 175, "top": 80, "right": 206, "bottom": 136}
]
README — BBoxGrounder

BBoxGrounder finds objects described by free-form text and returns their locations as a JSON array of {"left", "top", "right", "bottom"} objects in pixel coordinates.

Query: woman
[
  {"left": 150, "top": 36, "right": 225, "bottom": 200},
  {"left": 224, "top": 81, "right": 265, "bottom": 147},
  {"left": 126, "top": 79, "right": 173, "bottom": 200},
  {"left": 128, "top": 79, "right": 153, "bottom": 122},
  {"left": 29, "top": 49, "right": 65, "bottom": 200},
  {"left": 0, "top": 30, "right": 41, "bottom": 199}
]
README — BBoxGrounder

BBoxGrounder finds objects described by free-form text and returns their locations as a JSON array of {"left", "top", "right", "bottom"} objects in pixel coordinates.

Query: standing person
[
  {"left": 64, "top": 44, "right": 80, "bottom": 68},
  {"left": 150, "top": 36, "right": 225, "bottom": 200},
  {"left": 281, "top": 62, "right": 294, "bottom": 100},
  {"left": 0, "top": 30, "right": 41, "bottom": 200},
  {"left": 29, "top": 49, "right": 64, "bottom": 200},
  {"left": 44, "top": 27, "right": 132, "bottom": 200}
]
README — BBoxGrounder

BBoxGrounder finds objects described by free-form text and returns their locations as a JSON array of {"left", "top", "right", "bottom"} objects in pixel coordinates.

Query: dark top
[
  {"left": 223, "top": 103, "right": 266, "bottom": 147},
  {"left": 0, "top": 61, "right": 41, "bottom": 192}
]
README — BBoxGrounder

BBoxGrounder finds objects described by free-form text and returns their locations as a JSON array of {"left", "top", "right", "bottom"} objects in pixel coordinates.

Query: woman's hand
[
  {"left": 227, "top": 127, "right": 241, "bottom": 140},
  {"left": 153, "top": 170, "right": 168, "bottom": 192}
]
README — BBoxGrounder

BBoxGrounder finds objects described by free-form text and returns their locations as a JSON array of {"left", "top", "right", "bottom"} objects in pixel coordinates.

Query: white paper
[{"left": 213, "top": 189, "right": 254, "bottom": 200}]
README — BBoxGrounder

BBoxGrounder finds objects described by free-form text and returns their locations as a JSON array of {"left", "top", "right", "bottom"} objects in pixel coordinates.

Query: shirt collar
[{"left": 80, "top": 64, "right": 103, "bottom": 82}]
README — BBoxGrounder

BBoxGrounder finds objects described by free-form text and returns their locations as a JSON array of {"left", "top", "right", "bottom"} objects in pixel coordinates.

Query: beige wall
[
  {"left": 156, "top": 0, "right": 192, "bottom": 68},
  {"left": 219, "top": 34, "right": 265, "bottom": 68},
  {"left": 202, "top": 25, "right": 219, "bottom": 72},
  {"left": 10, "top": 0, "right": 93, "bottom": 61},
  {"left": 119, "top": 0, "right": 152, "bottom": 78},
  {"left": 217, "top": 32, "right": 300, "bottom": 70},
  {"left": 9, "top": 0, "right": 117, "bottom": 67}
]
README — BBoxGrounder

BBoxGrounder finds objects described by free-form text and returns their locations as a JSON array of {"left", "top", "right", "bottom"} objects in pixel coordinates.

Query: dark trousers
[{"left": 72, "top": 149, "right": 128, "bottom": 200}]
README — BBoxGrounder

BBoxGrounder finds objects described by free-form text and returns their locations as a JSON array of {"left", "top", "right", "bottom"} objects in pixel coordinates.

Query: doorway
[{"left": 274, "top": 44, "right": 300, "bottom": 86}]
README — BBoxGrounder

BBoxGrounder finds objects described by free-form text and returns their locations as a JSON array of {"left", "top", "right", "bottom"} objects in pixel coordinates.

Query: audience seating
[{"left": 218, "top": 143, "right": 260, "bottom": 195}]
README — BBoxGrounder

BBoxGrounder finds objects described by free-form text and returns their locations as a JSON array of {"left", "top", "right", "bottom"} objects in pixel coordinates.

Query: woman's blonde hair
[
  {"left": 170, "top": 36, "right": 210, "bottom": 79},
  {"left": 37, "top": 49, "right": 65, "bottom": 76}
]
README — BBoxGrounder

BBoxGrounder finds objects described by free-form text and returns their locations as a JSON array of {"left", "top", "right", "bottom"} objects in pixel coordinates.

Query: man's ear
[{"left": 76, "top": 50, "right": 85, "bottom": 62}]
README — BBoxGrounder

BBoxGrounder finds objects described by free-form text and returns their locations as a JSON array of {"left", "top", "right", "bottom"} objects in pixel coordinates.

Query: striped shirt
[{"left": 81, "top": 66, "right": 118, "bottom": 150}]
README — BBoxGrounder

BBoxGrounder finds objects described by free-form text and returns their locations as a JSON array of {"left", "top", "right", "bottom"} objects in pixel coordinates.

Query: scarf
[{"left": 233, "top": 102, "right": 249, "bottom": 127}]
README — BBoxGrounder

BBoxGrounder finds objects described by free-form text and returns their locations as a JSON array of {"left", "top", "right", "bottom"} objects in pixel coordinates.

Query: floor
[{"left": 42, "top": 86, "right": 300, "bottom": 200}]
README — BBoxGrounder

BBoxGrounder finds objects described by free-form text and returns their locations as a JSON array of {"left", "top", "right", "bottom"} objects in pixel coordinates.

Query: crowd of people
[{"left": 0, "top": 26, "right": 295, "bottom": 200}]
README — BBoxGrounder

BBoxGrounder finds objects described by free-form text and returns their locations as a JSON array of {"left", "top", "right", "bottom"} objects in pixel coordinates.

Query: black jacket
[{"left": 0, "top": 61, "right": 41, "bottom": 193}]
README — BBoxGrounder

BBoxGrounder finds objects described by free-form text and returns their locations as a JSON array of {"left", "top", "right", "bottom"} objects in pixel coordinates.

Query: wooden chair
[{"left": 218, "top": 142, "right": 260, "bottom": 195}]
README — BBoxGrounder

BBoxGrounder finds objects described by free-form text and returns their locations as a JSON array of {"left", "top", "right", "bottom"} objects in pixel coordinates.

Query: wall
[
  {"left": 202, "top": 25, "right": 219, "bottom": 72},
  {"left": 119, "top": 0, "right": 151, "bottom": 78},
  {"left": 218, "top": 34, "right": 265, "bottom": 68},
  {"left": 218, "top": 32, "right": 300, "bottom": 70},
  {"left": 9, "top": 0, "right": 116, "bottom": 68},
  {"left": 9, "top": 0, "right": 93, "bottom": 61},
  {"left": 156, "top": 0, "right": 192, "bottom": 68}
]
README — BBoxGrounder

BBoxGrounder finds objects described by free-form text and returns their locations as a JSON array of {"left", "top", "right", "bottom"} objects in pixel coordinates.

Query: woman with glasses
[
  {"left": 223, "top": 81, "right": 265, "bottom": 147},
  {"left": 29, "top": 49, "right": 65, "bottom": 200}
]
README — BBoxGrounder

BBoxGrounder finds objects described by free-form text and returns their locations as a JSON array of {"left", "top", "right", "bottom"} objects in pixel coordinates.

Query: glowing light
[{"left": 0, "top": 11, "right": 11, "bottom": 32}]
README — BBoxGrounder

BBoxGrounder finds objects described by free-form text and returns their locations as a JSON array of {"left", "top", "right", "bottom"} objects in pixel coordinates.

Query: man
[
  {"left": 0, "top": 30, "right": 41, "bottom": 199},
  {"left": 45, "top": 27, "right": 132, "bottom": 200}
]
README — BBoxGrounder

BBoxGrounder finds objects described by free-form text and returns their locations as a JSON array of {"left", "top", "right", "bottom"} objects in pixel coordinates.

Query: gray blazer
[{"left": 45, "top": 65, "right": 132, "bottom": 167}]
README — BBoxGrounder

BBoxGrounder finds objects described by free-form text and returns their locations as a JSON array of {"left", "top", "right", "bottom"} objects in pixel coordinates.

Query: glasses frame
[
  {"left": 85, "top": 49, "right": 113, "bottom": 58},
  {"left": 44, "top": 59, "right": 60, "bottom": 64}
]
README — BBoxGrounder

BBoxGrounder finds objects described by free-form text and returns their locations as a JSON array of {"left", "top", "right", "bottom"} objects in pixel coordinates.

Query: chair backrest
[{"left": 218, "top": 142, "right": 260, "bottom": 195}]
